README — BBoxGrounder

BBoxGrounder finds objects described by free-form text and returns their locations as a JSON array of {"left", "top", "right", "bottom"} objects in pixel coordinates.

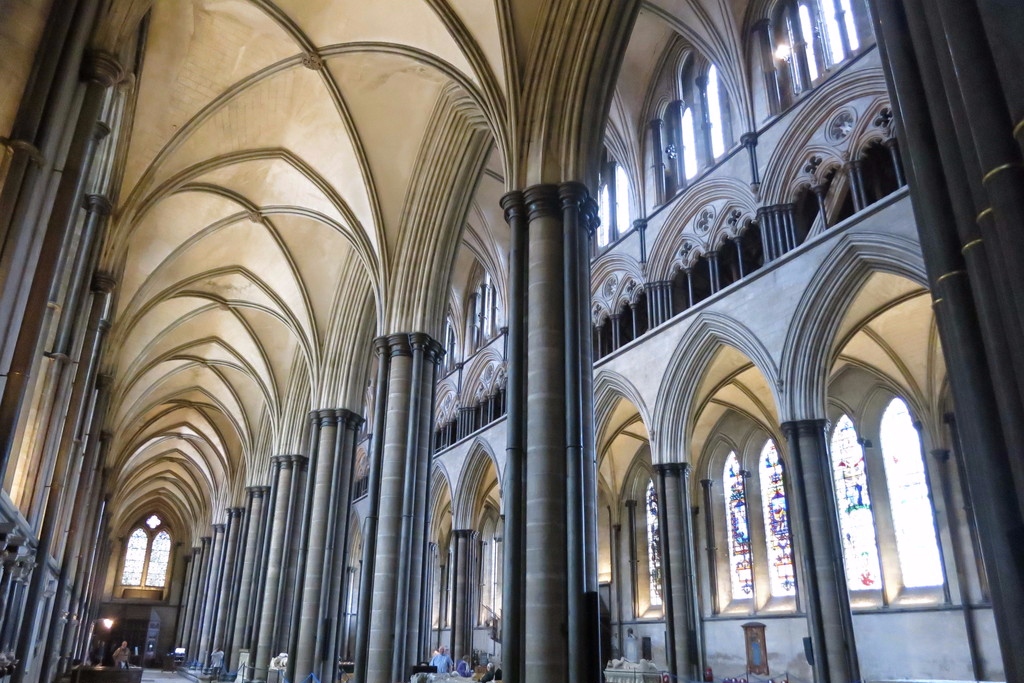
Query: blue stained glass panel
[
  {"left": 760, "top": 441, "right": 796, "bottom": 596},
  {"left": 831, "top": 415, "right": 881, "bottom": 590},
  {"left": 724, "top": 452, "right": 753, "bottom": 597}
]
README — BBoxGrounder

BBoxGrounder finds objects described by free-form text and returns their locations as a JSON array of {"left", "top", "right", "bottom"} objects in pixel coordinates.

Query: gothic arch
[
  {"left": 654, "top": 311, "right": 781, "bottom": 464},
  {"left": 780, "top": 232, "right": 928, "bottom": 420},
  {"left": 451, "top": 438, "right": 501, "bottom": 528}
]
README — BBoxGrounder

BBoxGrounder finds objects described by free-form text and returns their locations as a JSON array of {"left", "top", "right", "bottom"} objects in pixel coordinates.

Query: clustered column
[
  {"left": 500, "top": 184, "right": 601, "bottom": 683},
  {"left": 291, "top": 409, "right": 363, "bottom": 683},
  {"left": 654, "top": 463, "right": 702, "bottom": 682},
  {"left": 355, "top": 333, "right": 443, "bottom": 683},
  {"left": 782, "top": 420, "right": 859, "bottom": 683},
  {"left": 869, "top": 1, "right": 1024, "bottom": 680}
]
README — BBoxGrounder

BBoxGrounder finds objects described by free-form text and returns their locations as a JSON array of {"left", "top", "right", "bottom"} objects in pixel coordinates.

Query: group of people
[{"left": 427, "top": 646, "right": 501, "bottom": 680}]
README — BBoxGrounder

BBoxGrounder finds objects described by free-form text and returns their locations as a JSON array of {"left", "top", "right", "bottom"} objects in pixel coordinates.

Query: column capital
[
  {"left": 558, "top": 181, "right": 590, "bottom": 210},
  {"left": 227, "top": 507, "right": 245, "bottom": 518},
  {"left": 781, "top": 418, "right": 828, "bottom": 440},
  {"left": 386, "top": 332, "right": 412, "bottom": 357},
  {"left": 452, "top": 528, "right": 479, "bottom": 541},
  {"left": 648, "top": 117, "right": 664, "bottom": 130},
  {"left": 270, "top": 454, "right": 291, "bottom": 469},
  {"left": 624, "top": 499, "right": 638, "bottom": 510},
  {"left": 81, "top": 50, "right": 125, "bottom": 87},
  {"left": 246, "top": 485, "right": 270, "bottom": 498},
  {"left": 192, "top": 545, "right": 203, "bottom": 554},
  {"left": 522, "top": 184, "right": 561, "bottom": 221},
  {"left": 336, "top": 408, "right": 364, "bottom": 430},
  {"left": 212, "top": 524, "right": 226, "bottom": 534},
  {"left": 654, "top": 462, "right": 691, "bottom": 477},
  {"left": 931, "top": 448, "right": 951, "bottom": 463},
  {"left": 201, "top": 536, "right": 212, "bottom": 546},
  {"left": 741, "top": 131, "right": 758, "bottom": 148},
  {"left": 84, "top": 194, "right": 113, "bottom": 216},
  {"left": 91, "top": 272, "right": 117, "bottom": 293},
  {"left": 500, "top": 190, "right": 526, "bottom": 223},
  {"left": 373, "top": 335, "right": 391, "bottom": 357},
  {"left": 317, "top": 408, "right": 340, "bottom": 426},
  {"left": 96, "top": 373, "right": 114, "bottom": 390},
  {"left": 288, "top": 454, "right": 309, "bottom": 469}
]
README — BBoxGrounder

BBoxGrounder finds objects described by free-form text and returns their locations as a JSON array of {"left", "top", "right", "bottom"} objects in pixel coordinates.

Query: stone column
[
  {"left": 293, "top": 410, "right": 339, "bottom": 680},
  {"left": 699, "top": 479, "right": 719, "bottom": 615},
  {"left": 176, "top": 553, "right": 197, "bottom": 649},
  {"left": 254, "top": 456, "right": 296, "bottom": 678},
  {"left": 198, "top": 523, "right": 227, "bottom": 663},
  {"left": 656, "top": 463, "right": 701, "bottom": 681},
  {"left": 694, "top": 75, "right": 714, "bottom": 167},
  {"left": 230, "top": 487, "right": 267, "bottom": 671},
  {"left": 358, "top": 333, "right": 443, "bottom": 683},
  {"left": 869, "top": 3, "right": 1024, "bottom": 678},
  {"left": 500, "top": 192, "right": 527, "bottom": 683},
  {"left": 187, "top": 537, "right": 212, "bottom": 660},
  {"left": 649, "top": 119, "right": 667, "bottom": 203},
  {"left": 782, "top": 420, "right": 859, "bottom": 683},
  {"left": 325, "top": 411, "right": 363, "bottom": 682},
  {"left": 624, "top": 500, "right": 639, "bottom": 618},
  {"left": 213, "top": 509, "right": 243, "bottom": 652},
  {"left": 449, "top": 529, "right": 477, "bottom": 660},
  {"left": 0, "top": 49, "right": 120, "bottom": 488}
]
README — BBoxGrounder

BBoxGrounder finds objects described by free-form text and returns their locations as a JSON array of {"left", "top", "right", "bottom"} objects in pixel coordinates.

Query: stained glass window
[
  {"left": 145, "top": 530, "right": 172, "bottom": 587},
  {"left": 121, "top": 528, "right": 148, "bottom": 586},
  {"left": 760, "top": 441, "right": 796, "bottom": 596},
  {"left": 830, "top": 415, "right": 881, "bottom": 590},
  {"left": 645, "top": 479, "right": 663, "bottom": 606},
  {"left": 724, "top": 452, "right": 753, "bottom": 597},
  {"left": 880, "top": 398, "right": 943, "bottom": 587}
]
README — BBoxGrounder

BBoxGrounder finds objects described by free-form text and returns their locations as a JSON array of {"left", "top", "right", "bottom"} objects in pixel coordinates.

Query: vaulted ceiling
[{"left": 3, "top": 0, "right": 776, "bottom": 538}]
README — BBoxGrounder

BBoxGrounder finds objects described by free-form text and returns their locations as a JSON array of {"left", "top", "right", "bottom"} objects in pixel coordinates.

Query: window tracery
[{"left": 119, "top": 518, "right": 173, "bottom": 590}]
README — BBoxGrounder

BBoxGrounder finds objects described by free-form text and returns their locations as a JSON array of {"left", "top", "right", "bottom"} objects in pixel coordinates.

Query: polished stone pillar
[
  {"left": 450, "top": 529, "right": 477, "bottom": 660},
  {"left": 187, "top": 536, "right": 212, "bottom": 660},
  {"left": 500, "top": 184, "right": 601, "bottom": 683},
  {"left": 198, "top": 523, "right": 227, "bottom": 663},
  {"left": 179, "top": 549, "right": 200, "bottom": 652},
  {"left": 869, "top": 3, "right": 1024, "bottom": 678},
  {"left": 649, "top": 119, "right": 667, "bottom": 203},
  {"left": 782, "top": 420, "right": 859, "bottom": 683},
  {"left": 325, "top": 412, "right": 363, "bottom": 682},
  {"left": 292, "top": 410, "right": 339, "bottom": 680},
  {"left": 358, "top": 333, "right": 443, "bottom": 683},
  {"left": 231, "top": 487, "right": 268, "bottom": 671},
  {"left": 655, "top": 463, "right": 701, "bottom": 681},
  {"left": 213, "top": 509, "right": 243, "bottom": 651},
  {"left": 699, "top": 479, "right": 720, "bottom": 615},
  {"left": 254, "top": 456, "right": 297, "bottom": 678}
]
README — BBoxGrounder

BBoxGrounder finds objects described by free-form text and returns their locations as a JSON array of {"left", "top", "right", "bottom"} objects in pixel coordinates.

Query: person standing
[
  {"left": 210, "top": 647, "right": 225, "bottom": 680},
  {"left": 113, "top": 642, "right": 131, "bottom": 669},
  {"left": 428, "top": 646, "right": 453, "bottom": 674}
]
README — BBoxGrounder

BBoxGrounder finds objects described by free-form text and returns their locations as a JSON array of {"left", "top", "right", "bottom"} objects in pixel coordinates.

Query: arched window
[
  {"left": 121, "top": 529, "right": 148, "bottom": 586},
  {"left": 797, "top": 4, "right": 819, "bottom": 81},
  {"left": 615, "top": 164, "right": 631, "bottom": 236},
  {"left": 707, "top": 66, "right": 726, "bottom": 158},
  {"left": 681, "top": 108, "right": 698, "bottom": 180},
  {"left": 879, "top": 398, "right": 943, "bottom": 588},
  {"left": 145, "top": 530, "right": 172, "bottom": 587},
  {"left": 598, "top": 183, "right": 612, "bottom": 246},
  {"left": 830, "top": 415, "right": 881, "bottom": 590},
  {"left": 724, "top": 452, "right": 753, "bottom": 597},
  {"left": 645, "top": 479, "right": 663, "bottom": 607},
  {"left": 597, "top": 161, "right": 633, "bottom": 248},
  {"left": 120, "top": 516, "right": 173, "bottom": 589},
  {"left": 760, "top": 441, "right": 795, "bottom": 596}
]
